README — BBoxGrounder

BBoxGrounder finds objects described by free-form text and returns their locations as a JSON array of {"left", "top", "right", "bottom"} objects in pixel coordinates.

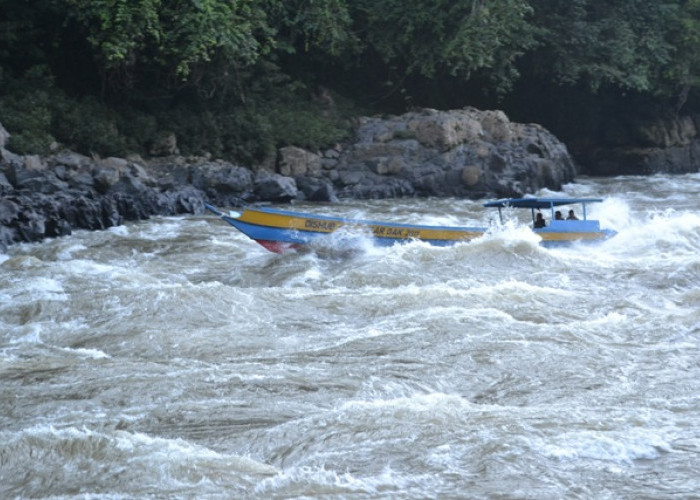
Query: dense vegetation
[{"left": 1, "top": 0, "right": 698, "bottom": 164}]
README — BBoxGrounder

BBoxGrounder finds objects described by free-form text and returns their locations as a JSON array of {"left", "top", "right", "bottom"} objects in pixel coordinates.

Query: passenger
[
  {"left": 534, "top": 212, "right": 546, "bottom": 228},
  {"left": 567, "top": 209, "right": 578, "bottom": 220},
  {"left": 554, "top": 211, "right": 564, "bottom": 220}
]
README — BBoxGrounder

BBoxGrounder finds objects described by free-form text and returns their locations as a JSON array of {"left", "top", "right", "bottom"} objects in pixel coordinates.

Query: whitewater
[{"left": 1, "top": 174, "right": 699, "bottom": 499}]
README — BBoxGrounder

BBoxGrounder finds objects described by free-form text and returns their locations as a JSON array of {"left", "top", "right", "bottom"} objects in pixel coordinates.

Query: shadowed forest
[{"left": 1, "top": 0, "right": 699, "bottom": 169}]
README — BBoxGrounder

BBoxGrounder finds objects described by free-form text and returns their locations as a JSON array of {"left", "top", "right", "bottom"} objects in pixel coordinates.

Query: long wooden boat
[{"left": 205, "top": 198, "right": 616, "bottom": 253}]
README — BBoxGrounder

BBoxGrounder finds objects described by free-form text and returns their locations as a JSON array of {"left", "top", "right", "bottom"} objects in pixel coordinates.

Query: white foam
[
  {"left": 253, "top": 464, "right": 428, "bottom": 496},
  {"left": 55, "top": 243, "right": 88, "bottom": 261},
  {"left": 13, "top": 277, "right": 67, "bottom": 301},
  {"left": 536, "top": 428, "right": 672, "bottom": 464},
  {"left": 105, "top": 224, "right": 129, "bottom": 236},
  {"left": 60, "top": 346, "right": 110, "bottom": 359},
  {"left": 132, "top": 220, "right": 183, "bottom": 240},
  {"left": 599, "top": 210, "right": 700, "bottom": 258}
]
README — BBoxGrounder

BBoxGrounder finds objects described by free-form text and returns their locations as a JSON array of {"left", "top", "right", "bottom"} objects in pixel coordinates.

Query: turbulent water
[{"left": 1, "top": 174, "right": 699, "bottom": 499}]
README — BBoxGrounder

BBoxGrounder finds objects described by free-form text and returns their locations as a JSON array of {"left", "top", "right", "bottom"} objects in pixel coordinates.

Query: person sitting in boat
[
  {"left": 534, "top": 212, "right": 546, "bottom": 228},
  {"left": 567, "top": 209, "right": 579, "bottom": 220},
  {"left": 554, "top": 211, "right": 564, "bottom": 220}
]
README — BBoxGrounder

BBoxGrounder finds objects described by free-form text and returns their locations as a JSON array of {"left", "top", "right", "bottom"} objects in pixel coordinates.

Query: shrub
[{"left": 0, "top": 66, "right": 56, "bottom": 154}]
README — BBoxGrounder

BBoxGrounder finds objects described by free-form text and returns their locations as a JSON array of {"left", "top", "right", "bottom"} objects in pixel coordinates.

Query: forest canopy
[{"left": 1, "top": 0, "right": 698, "bottom": 161}]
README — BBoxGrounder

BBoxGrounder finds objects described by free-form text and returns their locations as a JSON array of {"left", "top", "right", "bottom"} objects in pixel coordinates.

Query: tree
[
  {"left": 62, "top": 0, "right": 275, "bottom": 97},
  {"left": 528, "top": 0, "right": 675, "bottom": 93},
  {"left": 665, "top": 0, "right": 700, "bottom": 111},
  {"left": 351, "top": 0, "right": 538, "bottom": 94}
]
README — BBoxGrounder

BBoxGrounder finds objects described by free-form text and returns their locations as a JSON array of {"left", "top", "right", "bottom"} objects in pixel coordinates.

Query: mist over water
[{"left": 1, "top": 175, "right": 699, "bottom": 499}]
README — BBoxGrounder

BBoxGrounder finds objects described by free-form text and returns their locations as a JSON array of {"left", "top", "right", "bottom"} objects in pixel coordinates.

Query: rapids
[{"left": 1, "top": 174, "right": 699, "bottom": 499}]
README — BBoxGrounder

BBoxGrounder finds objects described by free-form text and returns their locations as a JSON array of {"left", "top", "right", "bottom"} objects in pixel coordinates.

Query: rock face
[
  {"left": 0, "top": 108, "right": 578, "bottom": 249},
  {"left": 310, "top": 108, "right": 576, "bottom": 199},
  {"left": 583, "top": 114, "right": 700, "bottom": 175}
]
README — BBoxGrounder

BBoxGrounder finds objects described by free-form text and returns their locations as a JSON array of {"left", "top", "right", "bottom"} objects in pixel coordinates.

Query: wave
[
  {"left": 0, "top": 425, "right": 277, "bottom": 498},
  {"left": 534, "top": 428, "right": 672, "bottom": 464}
]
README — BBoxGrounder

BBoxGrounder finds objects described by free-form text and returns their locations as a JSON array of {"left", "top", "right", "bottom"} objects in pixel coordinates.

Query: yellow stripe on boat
[{"left": 237, "top": 209, "right": 482, "bottom": 241}]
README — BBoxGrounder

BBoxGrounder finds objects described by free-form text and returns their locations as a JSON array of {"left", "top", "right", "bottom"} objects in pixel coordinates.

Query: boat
[{"left": 205, "top": 197, "right": 616, "bottom": 253}]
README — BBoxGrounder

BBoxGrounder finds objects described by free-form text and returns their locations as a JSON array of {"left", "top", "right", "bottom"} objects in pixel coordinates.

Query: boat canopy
[{"left": 483, "top": 197, "right": 603, "bottom": 209}]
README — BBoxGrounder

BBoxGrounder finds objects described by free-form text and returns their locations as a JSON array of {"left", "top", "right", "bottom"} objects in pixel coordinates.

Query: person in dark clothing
[{"left": 534, "top": 212, "right": 546, "bottom": 228}]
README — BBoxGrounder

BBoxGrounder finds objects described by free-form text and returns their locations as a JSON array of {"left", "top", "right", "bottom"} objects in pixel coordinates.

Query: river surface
[{"left": 1, "top": 174, "right": 699, "bottom": 499}]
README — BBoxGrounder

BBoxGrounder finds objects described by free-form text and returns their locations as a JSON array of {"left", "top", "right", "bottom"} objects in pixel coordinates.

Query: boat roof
[{"left": 483, "top": 197, "right": 603, "bottom": 209}]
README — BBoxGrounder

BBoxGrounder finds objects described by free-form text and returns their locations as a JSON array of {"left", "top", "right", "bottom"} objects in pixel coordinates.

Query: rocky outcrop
[
  {"left": 0, "top": 107, "right": 577, "bottom": 249},
  {"left": 583, "top": 114, "right": 700, "bottom": 175},
  {"left": 302, "top": 108, "right": 576, "bottom": 199}
]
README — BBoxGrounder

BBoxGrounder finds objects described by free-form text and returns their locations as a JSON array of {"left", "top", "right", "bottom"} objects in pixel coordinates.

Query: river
[{"left": 1, "top": 174, "right": 699, "bottom": 499}]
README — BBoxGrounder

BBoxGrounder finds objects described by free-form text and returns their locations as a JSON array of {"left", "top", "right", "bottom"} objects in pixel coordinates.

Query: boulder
[
  {"left": 278, "top": 146, "right": 322, "bottom": 177},
  {"left": 295, "top": 176, "right": 338, "bottom": 202},
  {"left": 406, "top": 109, "right": 483, "bottom": 149},
  {"left": 461, "top": 166, "right": 482, "bottom": 187},
  {"left": 328, "top": 107, "right": 577, "bottom": 199},
  {"left": 190, "top": 161, "right": 254, "bottom": 195},
  {"left": 0, "top": 172, "right": 13, "bottom": 195},
  {"left": 52, "top": 150, "right": 92, "bottom": 169},
  {"left": 254, "top": 172, "right": 298, "bottom": 202}
]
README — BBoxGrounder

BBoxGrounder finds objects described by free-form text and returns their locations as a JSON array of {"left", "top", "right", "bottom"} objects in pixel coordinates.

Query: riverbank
[{"left": 3, "top": 107, "right": 578, "bottom": 249}]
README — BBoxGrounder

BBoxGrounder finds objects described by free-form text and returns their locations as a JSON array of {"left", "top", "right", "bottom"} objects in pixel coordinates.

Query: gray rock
[
  {"left": 0, "top": 172, "right": 13, "bottom": 195},
  {"left": 327, "top": 107, "right": 578, "bottom": 199},
  {"left": 0, "top": 121, "right": 9, "bottom": 149},
  {"left": 278, "top": 146, "right": 322, "bottom": 177},
  {"left": 190, "top": 162, "right": 254, "bottom": 195},
  {"left": 93, "top": 167, "right": 121, "bottom": 194},
  {"left": 52, "top": 150, "right": 91, "bottom": 169},
  {"left": 254, "top": 172, "right": 298, "bottom": 202},
  {"left": 295, "top": 176, "right": 338, "bottom": 202}
]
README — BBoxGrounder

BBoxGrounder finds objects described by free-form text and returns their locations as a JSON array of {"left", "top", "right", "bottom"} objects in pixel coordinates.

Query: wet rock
[
  {"left": 45, "top": 217, "right": 72, "bottom": 238},
  {"left": 16, "top": 208, "right": 46, "bottom": 242},
  {"left": 0, "top": 172, "right": 12, "bottom": 194},
  {"left": 190, "top": 162, "right": 253, "bottom": 196},
  {"left": 254, "top": 172, "right": 298, "bottom": 202},
  {"left": 51, "top": 150, "right": 92, "bottom": 169},
  {"left": 93, "top": 166, "right": 121, "bottom": 194},
  {"left": 0, "top": 198, "right": 20, "bottom": 225},
  {"left": 295, "top": 176, "right": 338, "bottom": 202}
]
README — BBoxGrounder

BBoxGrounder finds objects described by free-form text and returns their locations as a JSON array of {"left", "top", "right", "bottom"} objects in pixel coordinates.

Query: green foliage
[
  {"left": 530, "top": 0, "right": 675, "bottom": 93},
  {"left": 63, "top": 0, "right": 275, "bottom": 93},
  {"left": 353, "top": 0, "right": 538, "bottom": 93},
  {"left": 157, "top": 86, "right": 354, "bottom": 164},
  {"left": 266, "top": 0, "right": 359, "bottom": 58},
  {"left": 270, "top": 103, "right": 351, "bottom": 149},
  {"left": 63, "top": 0, "right": 161, "bottom": 67},
  {"left": 0, "top": 66, "right": 56, "bottom": 154},
  {"left": 52, "top": 96, "right": 130, "bottom": 156},
  {"left": 663, "top": 0, "right": 700, "bottom": 106}
]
